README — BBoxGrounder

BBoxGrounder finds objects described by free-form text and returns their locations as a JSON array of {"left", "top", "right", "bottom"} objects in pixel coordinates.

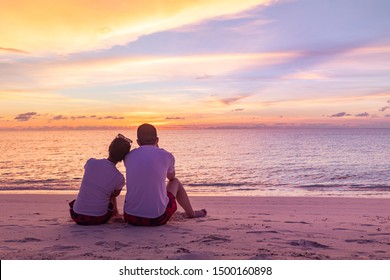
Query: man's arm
[
  {"left": 167, "top": 171, "right": 176, "bottom": 181},
  {"left": 167, "top": 152, "right": 176, "bottom": 180},
  {"left": 111, "top": 188, "right": 121, "bottom": 197}
]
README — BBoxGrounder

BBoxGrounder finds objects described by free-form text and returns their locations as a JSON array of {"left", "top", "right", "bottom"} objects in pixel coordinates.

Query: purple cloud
[
  {"left": 330, "top": 112, "right": 350, "bottom": 118},
  {"left": 104, "top": 116, "right": 124, "bottom": 120},
  {"left": 71, "top": 116, "right": 87, "bottom": 120},
  {"left": 166, "top": 117, "right": 185, "bottom": 120},
  {"left": 355, "top": 112, "right": 369, "bottom": 117},
  {"left": 67, "top": 115, "right": 124, "bottom": 120},
  {"left": 378, "top": 100, "right": 390, "bottom": 112},
  {"left": 52, "top": 115, "right": 68, "bottom": 120},
  {"left": 14, "top": 112, "right": 38, "bottom": 122},
  {"left": 218, "top": 95, "right": 249, "bottom": 105}
]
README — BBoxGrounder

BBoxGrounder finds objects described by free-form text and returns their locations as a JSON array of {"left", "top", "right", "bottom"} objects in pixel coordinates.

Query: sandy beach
[{"left": 0, "top": 193, "right": 389, "bottom": 260}]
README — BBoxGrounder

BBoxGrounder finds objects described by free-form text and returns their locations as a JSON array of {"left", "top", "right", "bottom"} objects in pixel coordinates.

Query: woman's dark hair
[{"left": 109, "top": 138, "right": 131, "bottom": 162}]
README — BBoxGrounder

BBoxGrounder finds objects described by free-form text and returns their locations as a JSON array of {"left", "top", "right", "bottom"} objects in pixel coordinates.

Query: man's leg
[{"left": 166, "top": 178, "right": 207, "bottom": 218}]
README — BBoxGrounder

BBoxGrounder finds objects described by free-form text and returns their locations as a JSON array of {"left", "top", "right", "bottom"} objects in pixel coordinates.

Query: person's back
[
  {"left": 123, "top": 123, "right": 206, "bottom": 226},
  {"left": 124, "top": 145, "right": 174, "bottom": 218},
  {"left": 69, "top": 134, "right": 132, "bottom": 225},
  {"left": 74, "top": 158, "right": 125, "bottom": 216}
]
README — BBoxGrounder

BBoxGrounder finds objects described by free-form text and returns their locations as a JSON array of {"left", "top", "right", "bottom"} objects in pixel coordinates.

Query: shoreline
[
  {"left": 1, "top": 190, "right": 390, "bottom": 199},
  {"left": 1, "top": 194, "right": 389, "bottom": 260}
]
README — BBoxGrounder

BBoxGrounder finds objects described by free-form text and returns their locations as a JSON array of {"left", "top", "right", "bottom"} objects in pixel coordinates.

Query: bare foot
[
  {"left": 111, "top": 214, "right": 124, "bottom": 223},
  {"left": 186, "top": 209, "right": 207, "bottom": 218}
]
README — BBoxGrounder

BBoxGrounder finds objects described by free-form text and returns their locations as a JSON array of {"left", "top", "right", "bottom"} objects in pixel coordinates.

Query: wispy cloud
[
  {"left": 284, "top": 71, "right": 327, "bottom": 80},
  {"left": 379, "top": 100, "right": 390, "bottom": 112},
  {"left": 330, "top": 112, "right": 351, "bottom": 118},
  {"left": 52, "top": 115, "right": 68, "bottom": 120},
  {"left": 14, "top": 112, "right": 38, "bottom": 122},
  {"left": 166, "top": 117, "right": 185, "bottom": 120},
  {"left": 0, "top": 47, "right": 29, "bottom": 54},
  {"left": 1, "top": 1, "right": 390, "bottom": 129},
  {"left": 0, "top": 0, "right": 271, "bottom": 55},
  {"left": 3, "top": 52, "right": 299, "bottom": 92},
  {"left": 51, "top": 114, "right": 125, "bottom": 121},
  {"left": 196, "top": 74, "right": 213, "bottom": 80},
  {"left": 103, "top": 116, "right": 125, "bottom": 120},
  {"left": 355, "top": 112, "right": 369, "bottom": 117},
  {"left": 218, "top": 95, "right": 250, "bottom": 106}
]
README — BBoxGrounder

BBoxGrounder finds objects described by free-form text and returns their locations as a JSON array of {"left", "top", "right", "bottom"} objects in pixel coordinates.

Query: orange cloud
[{"left": 0, "top": 0, "right": 271, "bottom": 54}]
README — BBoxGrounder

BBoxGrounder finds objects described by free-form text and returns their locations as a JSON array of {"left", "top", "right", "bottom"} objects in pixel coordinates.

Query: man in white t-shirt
[
  {"left": 69, "top": 134, "right": 132, "bottom": 225},
  {"left": 124, "top": 123, "right": 206, "bottom": 226}
]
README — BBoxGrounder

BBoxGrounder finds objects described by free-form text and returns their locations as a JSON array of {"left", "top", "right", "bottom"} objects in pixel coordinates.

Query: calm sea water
[{"left": 0, "top": 128, "right": 389, "bottom": 197}]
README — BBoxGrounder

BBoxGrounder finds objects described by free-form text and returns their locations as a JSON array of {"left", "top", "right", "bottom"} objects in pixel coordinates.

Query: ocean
[{"left": 0, "top": 128, "right": 389, "bottom": 197}]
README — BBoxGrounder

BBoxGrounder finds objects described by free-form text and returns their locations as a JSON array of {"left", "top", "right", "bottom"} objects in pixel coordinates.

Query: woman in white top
[{"left": 69, "top": 134, "right": 132, "bottom": 225}]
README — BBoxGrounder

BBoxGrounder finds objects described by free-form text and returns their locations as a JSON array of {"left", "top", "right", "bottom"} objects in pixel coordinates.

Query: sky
[{"left": 1, "top": 0, "right": 390, "bottom": 129}]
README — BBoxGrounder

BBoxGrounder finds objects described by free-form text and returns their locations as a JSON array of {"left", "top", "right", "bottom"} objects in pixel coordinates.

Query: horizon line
[{"left": 1, "top": 124, "right": 390, "bottom": 131}]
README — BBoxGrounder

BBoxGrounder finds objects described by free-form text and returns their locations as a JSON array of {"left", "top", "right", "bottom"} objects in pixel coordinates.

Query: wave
[
  {"left": 1, "top": 178, "right": 389, "bottom": 195},
  {"left": 187, "top": 182, "right": 252, "bottom": 187},
  {"left": 298, "top": 184, "right": 390, "bottom": 192},
  {"left": 0, "top": 186, "right": 76, "bottom": 191}
]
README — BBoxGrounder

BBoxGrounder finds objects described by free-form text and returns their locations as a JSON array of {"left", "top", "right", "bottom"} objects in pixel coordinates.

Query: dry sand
[{"left": 0, "top": 193, "right": 389, "bottom": 260}]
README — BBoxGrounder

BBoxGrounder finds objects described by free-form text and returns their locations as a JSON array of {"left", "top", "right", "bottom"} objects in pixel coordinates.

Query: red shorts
[
  {"left": 124, "top": 192, "right": 177, "bottom": 226},
  {"left": 69, "top": 200, "right": 113, "bottom": 226}
]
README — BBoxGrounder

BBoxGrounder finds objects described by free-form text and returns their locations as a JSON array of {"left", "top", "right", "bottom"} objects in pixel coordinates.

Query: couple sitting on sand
[{"left": 69, "top": 123, "right": 207, "bottom": 226}]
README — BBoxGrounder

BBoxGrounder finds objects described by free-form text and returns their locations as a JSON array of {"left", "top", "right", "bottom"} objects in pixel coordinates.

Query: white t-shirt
[
  {"left": 124, "top": 145, "right": 175, "bottom": 218},
  {"left": 73, "top": 158, "right": 125, "bottom": 216}
]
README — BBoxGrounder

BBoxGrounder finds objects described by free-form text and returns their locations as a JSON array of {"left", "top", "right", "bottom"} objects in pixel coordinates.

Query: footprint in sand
[
  {"left": 284, "top": 221, "right": 311, "bottom": 225},
  {"left": 44, "top": 245, "right": 80, "bottom": 251},
  {"left": 176, "top": 247, "right": 191, "bottom": 253},
  {"left": 345, "top": 239, "right": 377, "bottom": 244},
  {"left": 250, "top": 254, "right": 274, "bottom": 260},
  {"left": 169, "top": 252, "right": 214, "bottom": 260},
  {"left": 192, "top": 234, "right": 231, "bottom": 244},
  {"left": 246, "top": 230, "right": 279, "bottom": 234},
  {"left": 368, "top": 232, "right": 390, "bottom": 236},
  {"left": 39, "top": 218, "right": 58, "bottom": 222},
  {"left": 4, "top": 237, "right": 42, "bottom": 243},
  {"left": 290, "top": 239, "right": 330, "bottom": 249},
  {"left": 94, "top": 241, "right": 130, "bottom": 249},
  {"left": 332, "top": 228, "right": 364, "bottom": 232}
]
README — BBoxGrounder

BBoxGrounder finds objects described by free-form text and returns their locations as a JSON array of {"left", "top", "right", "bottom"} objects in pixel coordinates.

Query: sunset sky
[{"left": 1, "top": 0, "right": 390, "bottom": 129}]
